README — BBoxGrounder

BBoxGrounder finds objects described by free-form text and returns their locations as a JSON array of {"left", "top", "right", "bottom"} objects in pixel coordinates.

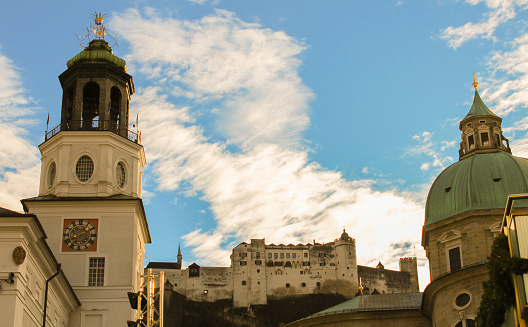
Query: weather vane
[
  {"left": 77, "top": 12, "right": 118, "bottom": 49},
  {"left": 472, "top": 70, "right": 478, "bottom": 91}
]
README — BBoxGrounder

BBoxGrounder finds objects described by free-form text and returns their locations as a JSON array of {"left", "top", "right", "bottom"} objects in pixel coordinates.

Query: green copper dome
[
  {"left": 424, "top": 86, "right": 523, "bottom": 225},
  {"left": 425, "top": 152, "right": 528, "bottom": 225},
  {"left": 67, "top": 39, "right": 127, "bottom": 71}
]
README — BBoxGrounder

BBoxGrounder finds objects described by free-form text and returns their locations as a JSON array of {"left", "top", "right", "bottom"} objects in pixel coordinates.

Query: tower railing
[{"left": 45, "top": 119, "right": 139, "bottom": 143}]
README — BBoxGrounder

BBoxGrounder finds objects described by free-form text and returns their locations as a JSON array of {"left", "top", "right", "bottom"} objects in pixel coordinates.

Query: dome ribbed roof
[
  {"left": 460, "top": 91, "right": 499, "bottom": 124},
  {"left": 425, "top": 152, "right": 528, "bottom": 225},
  {"left": 67, "top": 39, "right": 127, "bottom": 71}
]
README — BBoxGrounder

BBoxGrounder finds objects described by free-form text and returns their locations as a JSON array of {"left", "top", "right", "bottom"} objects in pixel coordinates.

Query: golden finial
[
  {"left": 77, "top": 12, "right": 118, "bottom": 49},
  {"left": 92, "top": 12, "right": 107, "bottom": 39},
  {"left": 472, "top": 70, "right": 479, "bottom": 91}
]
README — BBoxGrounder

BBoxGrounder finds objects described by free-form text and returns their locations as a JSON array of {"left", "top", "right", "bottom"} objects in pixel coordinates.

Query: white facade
[
  {"left": 38, "top": 131, "right": 145, "bottom": 199},
  {"left": 0, "top": 212, "right": 79, "bottom": 327},
  {"left": 21, "top": 130, "right": 150, "bottom": 327}
]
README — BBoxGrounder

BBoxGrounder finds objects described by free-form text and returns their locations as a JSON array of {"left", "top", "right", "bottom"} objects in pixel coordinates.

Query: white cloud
[
  {"left": 113, "top": 9, "right": 429, "bottom": 286},
  {"left": 112, "top": 9, "right": 313, "bottom": 149},
  {"left": 439, "top": 0, "right": 527, "bottom": 49},
  {"left": 130, "top": 86, "right": 428, "bottom": 278},
  {"left": 0, "top": 50, "right": 40, "bottom": 211},
  {"left": 476, "top": 29, "right": 528, "bottom": 156},
  {"left": 483, "top": 33, "right": 528, "bottom": 116},
  {"left": 407, "top": 131, "right": 455, "bottom": 173}
]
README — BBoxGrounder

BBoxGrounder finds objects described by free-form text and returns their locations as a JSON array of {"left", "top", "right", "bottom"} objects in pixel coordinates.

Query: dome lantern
[{"left": 458, "top": 76, "right": 511, "bottom": 160}]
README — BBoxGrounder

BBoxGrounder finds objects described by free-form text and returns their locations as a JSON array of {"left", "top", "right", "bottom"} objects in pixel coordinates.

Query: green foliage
[{"left": 476, "top": 234, "right": 528, "bottom": 327}]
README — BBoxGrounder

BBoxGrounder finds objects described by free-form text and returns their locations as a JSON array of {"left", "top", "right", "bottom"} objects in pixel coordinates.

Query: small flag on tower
[{"left": 46, "top": 113, "right": 49, "bottom": 131}]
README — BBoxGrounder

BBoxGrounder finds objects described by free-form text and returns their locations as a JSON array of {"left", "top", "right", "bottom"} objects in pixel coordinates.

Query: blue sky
[{"left": 2, "top": 0, "right": 528, "bottom": 290}]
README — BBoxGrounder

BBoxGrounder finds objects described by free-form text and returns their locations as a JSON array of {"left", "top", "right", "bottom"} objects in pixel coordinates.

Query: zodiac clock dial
[{"left": 63, "top": 219, "right": 98, "bottom": 252}]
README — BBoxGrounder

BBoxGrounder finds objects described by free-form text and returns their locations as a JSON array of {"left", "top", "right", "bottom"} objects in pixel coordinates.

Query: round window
[
  {"left": 453, "top": 291, "right": 472, "bottom": 310},
  {"left": 75, "top": 155, "right": 94, "bottom": 182},
  {"left": 48, "top": 162, "right": 56, "bottom": 188},
  {"left": 116, "top": 161, "right": 126, "bottom": 188},
  {"left": 455, "top": 293, "right": 470, "bottom": 307}
]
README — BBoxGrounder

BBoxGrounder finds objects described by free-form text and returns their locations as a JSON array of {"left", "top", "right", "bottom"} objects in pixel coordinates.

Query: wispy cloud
[
  {"left": 479, "top": 30, "right": 528, "bottom": 156},
  {"left": 0, "top": 50, "right": 40, "bottom": 211},
  {"left": 113, "top": 9, "right": 313, "bottom": 149},
  {"left": 439, "top": 0, "right": 527, "bottom": 49},
  {"left": 112, "top": 9, "right": 428, "bottom": 276},
  {"left": 407, "top": 131, "right": 455, "bottom": 172}
]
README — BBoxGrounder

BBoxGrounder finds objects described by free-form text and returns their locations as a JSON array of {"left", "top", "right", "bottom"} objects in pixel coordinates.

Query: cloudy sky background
[{"left": 2, "top": 0, "right": 528, "bottom": 290}]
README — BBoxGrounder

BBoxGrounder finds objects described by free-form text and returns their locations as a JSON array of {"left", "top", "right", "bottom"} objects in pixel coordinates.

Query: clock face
[{"left": 62, "top": 219, "right": 98, "bottom": 252}]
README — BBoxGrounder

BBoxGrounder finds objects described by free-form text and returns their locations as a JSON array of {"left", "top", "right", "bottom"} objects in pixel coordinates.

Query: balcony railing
[{"left": 45, "top": 119, "right": 139, "bottom": 143}]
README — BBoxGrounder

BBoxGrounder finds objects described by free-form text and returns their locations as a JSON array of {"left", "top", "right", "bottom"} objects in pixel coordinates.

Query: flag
[
  {"left": 47, "top": 113, "right": 49, "bottom": 125},
  {"left": 136, "top": 113, "right": 139, "bottom": 127}
]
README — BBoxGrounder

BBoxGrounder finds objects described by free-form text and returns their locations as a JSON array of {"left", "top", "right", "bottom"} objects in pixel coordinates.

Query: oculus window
[{"left": 76, "top": 155, "right": 94, "bottom": 182}]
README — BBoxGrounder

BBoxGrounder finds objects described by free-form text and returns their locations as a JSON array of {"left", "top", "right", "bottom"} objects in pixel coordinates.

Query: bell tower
[
  {"left": 39, "top": 34, "right": 143, "bottom": 199},
  {"left": 22, "top": 14, "right": 151, "bottom": 327}
]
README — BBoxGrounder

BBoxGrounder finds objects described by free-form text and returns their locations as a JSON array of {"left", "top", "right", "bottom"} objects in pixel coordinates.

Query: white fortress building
[{"left": 148, "top": 229, "right": 419, "bottom": 308}]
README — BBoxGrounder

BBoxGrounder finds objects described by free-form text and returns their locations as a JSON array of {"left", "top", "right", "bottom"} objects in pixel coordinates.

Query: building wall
[
  {"left": 150, "top": 266, "right": 233, "bottom": 303},
  {"left": 423, "top": 210, "right": 501, "bottom": 281},
  {"left": 23, "top": 200, "right": 149, "bottom": 327},
  {"left": 422, "top": 210, "right": 501, "bottom": 326},
  {"left": 0, "top": 216, "right": 78, "bottom": 327},
  {"left": 422, "top": 265, "right": 485, "bottom": 327},
  {"left": 38, "top": 131, "right": 145, "bottom": 198}
]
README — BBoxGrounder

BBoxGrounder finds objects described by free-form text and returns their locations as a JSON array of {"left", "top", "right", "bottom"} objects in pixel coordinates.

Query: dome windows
[
  {"left": 76, "top": 155, "right": 94, "bottom": 182},
  {"left": 467, "top": 135, "right": 475, "bottom": 150},
  {"left": 480, "top": 132, "right": 490, "bottom": 146}
]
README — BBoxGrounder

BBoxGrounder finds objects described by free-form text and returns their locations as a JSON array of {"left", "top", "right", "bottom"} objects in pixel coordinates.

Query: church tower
[
  {"left": 21, "top": 15, "right": 151, "bottom": 327},
  {"left": 422, "top": 76, "right": 528, "bottom": 326}
]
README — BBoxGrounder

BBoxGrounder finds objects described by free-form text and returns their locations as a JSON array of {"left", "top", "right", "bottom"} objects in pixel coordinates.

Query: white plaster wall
[
  {"left": 0, "top": 217, "right": 77, "bottom": 327},
  {"left": 23, "top": 200, "right": 148, "bottom": 327},
  {"left": 39, "top": 132, "right": 146, "bottom": 198}
]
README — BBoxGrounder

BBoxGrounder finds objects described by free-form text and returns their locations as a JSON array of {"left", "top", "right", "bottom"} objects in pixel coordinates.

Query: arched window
[
  {"left": 64, "top": 87, "right": 74, "bottom": 129},
  {"left": 480, "top": 132, "right": 490, "bottom": 146},
  {"left": 82, "top": 82, "right": 100, "bottom": 129},
  {"left": 110, "top": 86, "right": 121, "bottom": 132},
  {"left": 467, "top": 134, "right": 475, "bottom": 150}
]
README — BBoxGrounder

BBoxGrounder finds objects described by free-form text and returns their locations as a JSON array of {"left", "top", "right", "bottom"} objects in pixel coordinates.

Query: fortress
[{"left": 147, "top": 229, "right": 419, "bottom": 307}]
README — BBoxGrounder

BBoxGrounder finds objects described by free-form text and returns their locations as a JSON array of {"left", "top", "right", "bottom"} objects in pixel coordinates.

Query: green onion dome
[{"left": 67, "top": 39, "right": 127, "bottom": 72}]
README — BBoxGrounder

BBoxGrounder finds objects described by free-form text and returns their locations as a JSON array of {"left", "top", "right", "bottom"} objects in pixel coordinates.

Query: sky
[{"left": 1, "top": 0, "right": 528, "bottom": 291}]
